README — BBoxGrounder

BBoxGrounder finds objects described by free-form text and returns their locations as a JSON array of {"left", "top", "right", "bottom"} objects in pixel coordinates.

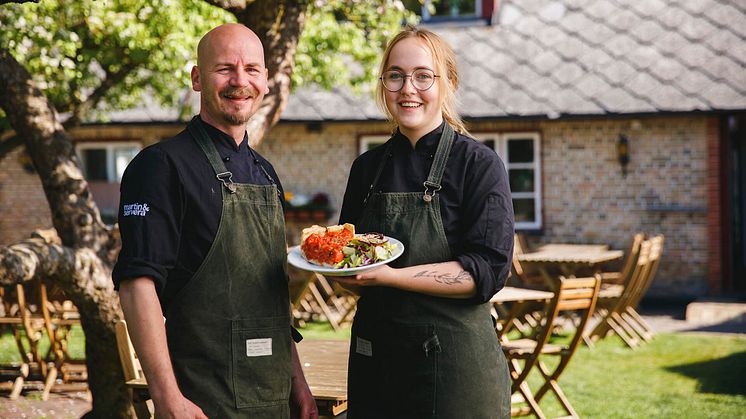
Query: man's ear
[{"left": 191, "top": 66, "right": 202, "bottom": 92}]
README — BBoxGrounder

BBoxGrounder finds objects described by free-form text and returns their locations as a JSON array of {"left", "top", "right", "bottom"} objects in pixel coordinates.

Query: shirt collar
[
  {"left": 197, "top": 116, "right": 249, "bottom": 152},
  {"left": 393, "top": 121, "right": 446, "bottom": 152}
]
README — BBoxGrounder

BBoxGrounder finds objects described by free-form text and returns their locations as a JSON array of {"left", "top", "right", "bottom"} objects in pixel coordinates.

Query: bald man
[{"left": 115, "top": 24, "right": 317, "bottom": 418}]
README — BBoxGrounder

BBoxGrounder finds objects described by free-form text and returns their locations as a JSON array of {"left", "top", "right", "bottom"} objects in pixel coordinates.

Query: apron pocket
[
  {"left": 231, "top": 319, "right": 291, "bottom": 409},
  {"left": 383, "top": 323, "right": 439, "bottom": 417}
]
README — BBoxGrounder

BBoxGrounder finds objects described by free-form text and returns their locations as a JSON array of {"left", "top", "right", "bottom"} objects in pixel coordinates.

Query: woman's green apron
[
  {"left": 164, "top": 118, "right": 292, "bottom": 418},
  {"left": 348, "top": 124, "right": 511, "bottom": 419}
]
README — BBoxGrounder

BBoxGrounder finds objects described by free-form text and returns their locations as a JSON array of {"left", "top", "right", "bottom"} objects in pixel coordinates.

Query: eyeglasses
[{"left": 380, "top": 69, "right": 439, "bottom": 92}]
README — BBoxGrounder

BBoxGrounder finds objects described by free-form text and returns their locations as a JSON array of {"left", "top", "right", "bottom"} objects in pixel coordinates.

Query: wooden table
[
  {"left": 297, "top": 339, "right": 349, "bottom": 417},
  {"left": 491, "top": 286, "right": 554, "bottom": 304},
  {"left": 491, "top": 287, "right": 555, "bottom": 339},
  {"left": 517, "top": 247, "right": 623, "bottom": 287}
]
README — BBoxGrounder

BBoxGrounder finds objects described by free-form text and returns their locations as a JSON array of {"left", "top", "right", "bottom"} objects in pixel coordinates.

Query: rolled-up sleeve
[
  {"left": 112, "top": 146, "right": 182, "bottom": 293},
  {"left": 455, "top": 150, "right": 514, "bottom": 303}
]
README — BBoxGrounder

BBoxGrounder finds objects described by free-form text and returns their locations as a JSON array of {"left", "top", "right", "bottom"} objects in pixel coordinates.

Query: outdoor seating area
[
  {"left": 0, "top": 279, "right": 86, "bottom": 400},
  {"left": 1, "top": 231, "right": 744, "bottom": 418}
]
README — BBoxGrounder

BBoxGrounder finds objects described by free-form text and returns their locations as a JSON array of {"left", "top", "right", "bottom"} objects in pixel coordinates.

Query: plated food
[
  {"left": 300, "top": 223, "right": 398, "bottom": 269},
  {"left": 287, "top": 224, "right": 404, "bottom": 276}
]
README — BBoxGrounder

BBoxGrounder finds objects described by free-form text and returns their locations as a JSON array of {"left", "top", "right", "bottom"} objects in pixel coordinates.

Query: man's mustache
[{"left": 221, "top": 86, "right": 256, "bottom": 99}]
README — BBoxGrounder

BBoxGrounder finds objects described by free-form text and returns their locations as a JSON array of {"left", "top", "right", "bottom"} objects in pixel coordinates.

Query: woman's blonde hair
[{"left": 375, "top": 25, "right": 468, "bottom": 135}]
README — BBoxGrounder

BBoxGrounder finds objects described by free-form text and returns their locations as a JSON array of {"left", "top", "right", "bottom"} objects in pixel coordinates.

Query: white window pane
[{"left": 114, "top": 147, "right": 139, "bottom": 182}]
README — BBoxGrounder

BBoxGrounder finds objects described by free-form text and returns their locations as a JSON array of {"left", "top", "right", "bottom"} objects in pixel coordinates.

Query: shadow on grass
[{"left": 666, "top": 350, "right": 746, "bottom": 396}]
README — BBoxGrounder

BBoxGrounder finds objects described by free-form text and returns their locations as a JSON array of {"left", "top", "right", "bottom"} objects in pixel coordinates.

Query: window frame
[
  {"left": 413, "top": 0, "right": 483, "bottom": 22},
  {"left": 76, "top": 141, "right": 141, "bottom": 183},
  {"left": 471, "top": 131, "right": 543, "bottom": 230},
  {"left": 358, "top": 135, "right": 390, "bottom": 155}
]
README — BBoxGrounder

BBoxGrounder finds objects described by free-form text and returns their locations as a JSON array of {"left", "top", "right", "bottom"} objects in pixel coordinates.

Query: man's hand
[
  {"left": 154, "top": 392, "right": 208, "bottom": 419},
  {"left": 290, "top": 375, "right": 318, "bottom": 419}
]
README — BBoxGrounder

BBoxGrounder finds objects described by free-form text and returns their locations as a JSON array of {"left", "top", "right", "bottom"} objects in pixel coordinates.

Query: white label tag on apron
[
  {"left": 246, "top": 338, "right": 272, "bottom": 357},
  {"left": 356, "top": 337, "right": 373, "bottom": 357}
]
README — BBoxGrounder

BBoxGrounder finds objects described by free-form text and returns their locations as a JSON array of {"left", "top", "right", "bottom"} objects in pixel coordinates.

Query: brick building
[{"left": 1, "top": 0, "right": 744, "bottom": 298}]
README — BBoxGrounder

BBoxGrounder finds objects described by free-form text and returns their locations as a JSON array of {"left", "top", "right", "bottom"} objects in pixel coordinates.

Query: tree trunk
[
  {"left": 234, "top": 0, "right": 308, "bottom": 146},
  {"left": 0, "top": 47, "right": 134, "bottom": 417}
]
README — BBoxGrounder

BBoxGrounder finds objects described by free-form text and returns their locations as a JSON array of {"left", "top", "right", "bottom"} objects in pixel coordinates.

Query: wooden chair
[
  {"left": 0, "top": 280, "right": 81, "bottom": 400},
  {"left": 0, "top": 285, "right": 32, "bottom": 399},
  {"left": 115, "top": 320, "right": 152, "bottom": 419},
  {"left": 616, "top": 235, "right": 665, "bottom": 343},
  {"left": 600, "top": 233, "right": 644, "bottom": 286},
  {"left": 502, "top": 275, "right": 601, "bottom": 419},
  {"left": 587, "top": 238, "right": 657, "bottom": 348},
  {"left": 511, "top": 233, "right": 551, "bottom": 288}
]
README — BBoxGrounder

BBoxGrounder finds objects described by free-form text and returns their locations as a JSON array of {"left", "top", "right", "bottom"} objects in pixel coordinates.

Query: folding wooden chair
[
  {"left": 587, "top": 239, "right": 656, "bottom": 348},
  {"left": 115, "top": 320, "right": 152, "bottom": 419},
  {"left": 599, "top": 233, "right": 644, "bottom": 286},
  {"left": 0, "top": 286, "right": 31, "bottom": 399},
  {"left": 616, "top": 235, "right": 665, "bottom": 343},
  {"left": 511, "top": 233, "right": 548, "bottom": 289},
  {"left": 502, "top": 275, "right": 601, "bottom": 419}
]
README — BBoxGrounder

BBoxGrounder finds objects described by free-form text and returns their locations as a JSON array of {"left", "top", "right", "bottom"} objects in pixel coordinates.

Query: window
[
  {"left": 472, "top": 132, "right": 542, "bottom": 230},
  {"left": 77, "top": 142, "right": 140, "bottom": 183},
  {"left": 404, "top": 0, "right": 482, "bottom": 21},
  {"left": 358, "top": 135, "right": 390, "bottom": 155}
]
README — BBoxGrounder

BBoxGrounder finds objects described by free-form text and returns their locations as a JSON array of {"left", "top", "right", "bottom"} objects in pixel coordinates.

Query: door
[{"left": 728, "top": 115, "right": 746, "bottom": 293}]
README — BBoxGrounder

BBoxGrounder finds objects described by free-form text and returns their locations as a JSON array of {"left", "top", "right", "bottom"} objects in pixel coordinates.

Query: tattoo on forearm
[{"left": 414, "top": 270, "right": 473, "bottom": 285}]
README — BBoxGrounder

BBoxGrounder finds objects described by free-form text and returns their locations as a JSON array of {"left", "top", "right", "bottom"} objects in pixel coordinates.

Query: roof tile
[
  {"left": 704, "top": 4, "right": 746, "bottom": 39},
  {"left": 625, "top": 45, "right": 666, "bottom": 70},
  {"left": 604, "top": 34, "right": 640, "bottom": 58},
  {"left": 573, "top": 73, "right": 614, "bottom": 97},
  {"left": 550, "top": 61, "right": 585, "bottom": 86},
  {"left": 532, "top": 50, "right": 564, "bottom": 75},
  {"left": 603, "top": 61, "right": 638, "bottom": 86},
  {"left": 584, "top": 0, "right": 620, "bottom": 20},
  {"left": 628, "top": 19, "right": 667, "bottom": 45},
  {"left": 628, "top": 0, "right": 668, "bottom": 17}
]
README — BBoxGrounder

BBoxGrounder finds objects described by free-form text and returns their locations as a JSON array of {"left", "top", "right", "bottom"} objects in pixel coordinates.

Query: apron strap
[
  {"left": 423, "top": 123, "right": 454, "bottom": 203},
  {"left": 362, "top": 141, "right": 396, "bottom": 208},
  {"left": 187, "top": 117, "right": 236, "bottom": 194}
]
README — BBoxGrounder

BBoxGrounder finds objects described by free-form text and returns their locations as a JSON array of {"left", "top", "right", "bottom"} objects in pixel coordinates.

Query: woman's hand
[{"left": 332, "top": 265, "right": 397, "bottom": 287}]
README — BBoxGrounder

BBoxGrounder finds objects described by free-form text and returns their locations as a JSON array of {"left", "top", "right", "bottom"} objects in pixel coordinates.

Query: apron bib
[
  {"left": 165, "top": 118, "right": 291, "bottom": 418},
  {"left": 347, "top": 124, "right": 511, "bottom": 419}
]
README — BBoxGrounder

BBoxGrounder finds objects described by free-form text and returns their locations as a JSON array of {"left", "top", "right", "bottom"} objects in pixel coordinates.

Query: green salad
[{"left": 334, "top": 233, "right": 396, "bottom": 269}]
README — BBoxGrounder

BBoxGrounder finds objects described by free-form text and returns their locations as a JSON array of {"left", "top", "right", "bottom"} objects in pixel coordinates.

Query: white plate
[{"left": 287, "top": 236, "right": 404, "bottom": 277}]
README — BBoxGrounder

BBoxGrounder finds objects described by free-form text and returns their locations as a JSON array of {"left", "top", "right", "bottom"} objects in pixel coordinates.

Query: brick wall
[
  {"left": 0, "top": 146, "right": 53, "bottom": 245},
  {"left": 1, "top": 115, "right": 713, "bottom": 297}
]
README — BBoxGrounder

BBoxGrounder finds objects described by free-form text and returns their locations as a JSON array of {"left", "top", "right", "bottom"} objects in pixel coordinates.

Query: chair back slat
[{"left": 115, "top": 320, "right": 142, "bottom": 382}]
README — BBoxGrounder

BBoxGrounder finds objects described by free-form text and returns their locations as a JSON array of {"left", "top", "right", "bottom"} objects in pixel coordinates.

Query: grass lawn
[{"left": 2, "top": 324, "right": 744, "bottom": 418}]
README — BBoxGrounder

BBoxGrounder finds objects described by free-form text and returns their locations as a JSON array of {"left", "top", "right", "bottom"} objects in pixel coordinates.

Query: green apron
[
  {"left": 347, "top": 124, "right": 511, "bottom": 419},
  {"left": 165, "top": 119, "right": 292, "bottom": 418}
]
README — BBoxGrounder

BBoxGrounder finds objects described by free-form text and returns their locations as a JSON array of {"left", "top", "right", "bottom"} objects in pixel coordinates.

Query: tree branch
[
  {"left": 0, "top": 0, "right": 39, "bottom": 4},
  {"left": 64, "top": 63, "right": 137, "bottom": 129}
]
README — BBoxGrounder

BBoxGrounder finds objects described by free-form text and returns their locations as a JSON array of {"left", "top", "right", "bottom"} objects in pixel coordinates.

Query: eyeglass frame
[{"left": 379, "top": 69, "right": 440, "bottom": 92}]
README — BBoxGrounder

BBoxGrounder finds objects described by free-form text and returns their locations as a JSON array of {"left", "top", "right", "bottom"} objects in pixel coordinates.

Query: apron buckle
[
  {"left": 217, "top": 171, "right": 237, "bottom": 194},
  {"left": 423, "top": 181, "right": 441, "bottom": 203}
]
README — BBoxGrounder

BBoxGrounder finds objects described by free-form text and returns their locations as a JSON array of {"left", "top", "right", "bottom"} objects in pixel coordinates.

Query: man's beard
[{"left": 219, "top": 86, "right": 257, "bottom": 125}]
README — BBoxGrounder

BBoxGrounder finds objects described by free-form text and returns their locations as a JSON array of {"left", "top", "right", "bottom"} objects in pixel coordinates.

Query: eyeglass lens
[{"left": 381, "top": 69, "right": 436, "bottom": 92}]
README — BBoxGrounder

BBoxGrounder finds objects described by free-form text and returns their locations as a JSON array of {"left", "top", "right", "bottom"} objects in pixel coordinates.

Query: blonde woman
[{"left": 336, "top": 26, "right": 513, "bottom": 418}]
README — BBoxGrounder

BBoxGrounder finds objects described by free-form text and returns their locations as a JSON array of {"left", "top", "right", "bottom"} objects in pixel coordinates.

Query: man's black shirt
[
  {"left": 339, "top": 122, "right": 515, "bottom": 303},
  {"left": 113, "top": 117, "right": 285, "bottom": 312}
]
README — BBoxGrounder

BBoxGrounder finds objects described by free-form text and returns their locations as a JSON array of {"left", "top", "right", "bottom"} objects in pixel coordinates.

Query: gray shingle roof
[{"left": 282, "top": 0, "right": 746, "bottom": 121}]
